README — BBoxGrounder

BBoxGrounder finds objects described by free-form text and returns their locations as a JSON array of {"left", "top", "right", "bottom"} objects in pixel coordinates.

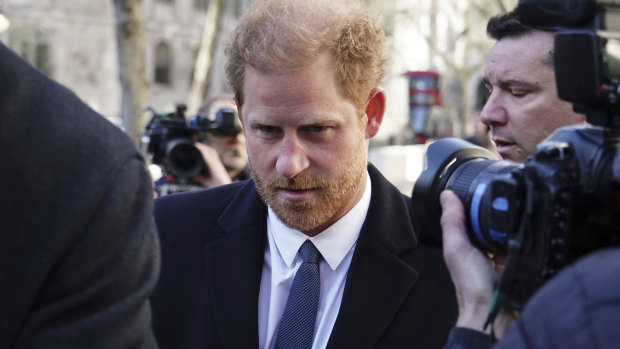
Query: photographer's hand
[
  {"left": 440, "top": 190, "right": 516, "bottom": 338},
  {"left": 193, "top": 142, "right": 233, "bottom": 188}
]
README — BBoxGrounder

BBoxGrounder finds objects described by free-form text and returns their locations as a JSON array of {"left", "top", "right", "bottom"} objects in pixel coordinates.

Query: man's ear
[{"left": 365, "top": 87, "right": 386, "bottom": 139}]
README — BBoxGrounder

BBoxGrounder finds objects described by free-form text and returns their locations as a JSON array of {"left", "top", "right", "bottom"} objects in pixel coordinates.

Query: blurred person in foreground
[
  {"left": 0, "top": 42, "right": 159, "bottom": 348},
  {"left": 480, "top": 10, "right": 586, "bottom": 163},
  {"left": 150, "top": 0, "right": 457, "bottom": 348}
]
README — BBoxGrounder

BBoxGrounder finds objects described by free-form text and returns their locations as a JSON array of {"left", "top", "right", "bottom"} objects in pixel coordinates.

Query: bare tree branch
[
  {"left": 114, "top": 0, "right": 148, "bottom": 144},
  {"left": 187, "top": 0, "right": 226, "bottom": 115}
]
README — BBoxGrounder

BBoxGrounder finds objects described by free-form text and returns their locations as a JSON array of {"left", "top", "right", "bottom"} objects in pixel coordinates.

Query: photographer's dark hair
[
  {"left": 487, "top": 9, "right": 555, "bottom": 68},
  {"left": 487, "top": 10, "right": 533, "bottom": 40}
]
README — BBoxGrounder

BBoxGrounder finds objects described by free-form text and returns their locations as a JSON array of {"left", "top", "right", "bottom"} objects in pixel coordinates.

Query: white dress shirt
[{"left": 258, "top": 172, "right": 372, "bottom": 349}]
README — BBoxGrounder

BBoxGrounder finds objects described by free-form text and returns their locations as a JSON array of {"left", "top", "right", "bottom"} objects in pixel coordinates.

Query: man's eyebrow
[{"left": 496, "top": 78, "right": 537, "bottom": 89}]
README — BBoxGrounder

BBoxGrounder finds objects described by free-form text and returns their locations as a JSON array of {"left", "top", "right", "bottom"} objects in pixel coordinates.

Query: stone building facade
[{"left": 0, "top": 0, "right": 250, "bottom": 122}]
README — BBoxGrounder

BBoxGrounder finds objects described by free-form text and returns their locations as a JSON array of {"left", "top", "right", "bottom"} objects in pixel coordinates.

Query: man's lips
[
  {"left": 278, "top": 187, "right": 318, "bottom": 201},
  {"left": 492, "top": 138, "right": 516, "bottom": 154},
  {"left": 492, "top": 137, "right": 514, "bottom": 147}
]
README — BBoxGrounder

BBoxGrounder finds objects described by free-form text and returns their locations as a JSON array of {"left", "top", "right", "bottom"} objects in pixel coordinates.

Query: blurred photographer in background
[
  {"left": 192, "top": 95, "right": 249, "bottom": 188},
  {"left": 147, "top": 95, "right": 248, "bottom": 196},
  {"left": 480, "top": 10, "right": 586, "bottom": 163}
]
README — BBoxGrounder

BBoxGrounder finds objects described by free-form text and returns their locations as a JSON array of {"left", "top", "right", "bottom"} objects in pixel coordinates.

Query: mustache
[{"left": 266, "top": 172, "right": 329, "bottom": 190}]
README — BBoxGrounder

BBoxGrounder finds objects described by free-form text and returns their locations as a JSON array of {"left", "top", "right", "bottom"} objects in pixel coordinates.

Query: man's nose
[
  {"left": 480, "top": 91, "right": 507, "bottom": 126},
  {"left": 276, "top": 134, "right": 310, "bottom": 179}
]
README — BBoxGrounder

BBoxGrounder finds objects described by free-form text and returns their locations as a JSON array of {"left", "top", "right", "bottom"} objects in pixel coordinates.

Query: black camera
[
  {"left": 412, "top": 0, "right": 620, "bottom": 311},
  {"left": 413, "top": 128, "right": 620, "bottom": 309},
  {"left": 143, "top": 104, "right": 205, "bottom": 181},
  {"left": 190, "top": 107, "right": 242, "bottom": 139},
  {"left": 143, "top": 104, "right": 241, "bottom": 182}
]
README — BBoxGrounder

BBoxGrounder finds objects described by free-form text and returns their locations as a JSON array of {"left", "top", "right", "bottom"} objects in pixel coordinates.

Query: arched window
[
  {"left": 154, "top": 42, "right": 172, "bottom": 85},
  {"left": 8, "top": 28, "right": 50, "bottom": 75}
]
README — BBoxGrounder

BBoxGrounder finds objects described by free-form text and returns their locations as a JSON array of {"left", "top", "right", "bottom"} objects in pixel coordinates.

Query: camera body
[
  {"left": 143, "top": 104, "right": 242, "bottom": 184},
  {"left": 412, "top": 0, "right": 620, "bottom": 310},
  {"left": 413, "top": 127, "right": 620, "bottom": 308},
  {"left": 519, "top": 0, "right": 620, "bottom": 127},
  {"left": 191, "top": 107, "right": 241, "bottom": 139},
  {"left": 143, "top": 104, "right": 204, "bottom": 182}
]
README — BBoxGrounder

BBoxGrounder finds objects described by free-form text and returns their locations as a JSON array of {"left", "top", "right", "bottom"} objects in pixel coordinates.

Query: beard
[{"left": 250, "top": 140, "right": 367, "bottom": 233}]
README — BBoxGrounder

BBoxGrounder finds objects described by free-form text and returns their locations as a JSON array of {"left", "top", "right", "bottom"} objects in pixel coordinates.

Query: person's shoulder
[
  {"left": 570, "top": 247, "right": 620, "bottom": 300},
  {"left": 367, "top": 163, "right": 410, "bottom": 201},
  {"left": 535, "top": 247, "right": 620, "bottom": 304},
  {"left": 155, "top": 180, "right": 253, "bottom": 217},
  {"left": 154, "top": 180, "right": 262, "bottom": 246},
  {"left": 500, "top": 248, "right": 620, "bottom": 349},
  {"left": 2, "top": 41, "right": 139, "bottom": 167}
]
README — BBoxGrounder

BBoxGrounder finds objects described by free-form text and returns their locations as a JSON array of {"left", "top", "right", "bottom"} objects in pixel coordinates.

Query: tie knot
[{"left": 299, "top": 240, "right": 320, "bottom": 264}]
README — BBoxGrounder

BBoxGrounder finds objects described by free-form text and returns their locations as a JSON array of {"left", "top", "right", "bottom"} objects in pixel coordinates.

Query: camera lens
[
  {"left": 166, "top": 138, "right": 204, "bottom": 178},
  {"left": 411, "top": 138, "right": 518, "bottom": 252}
]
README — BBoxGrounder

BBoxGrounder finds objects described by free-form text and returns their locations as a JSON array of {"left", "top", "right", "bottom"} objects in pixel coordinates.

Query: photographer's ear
[{"left": 365, "top": 87, "right": 385, "bottom": 139}]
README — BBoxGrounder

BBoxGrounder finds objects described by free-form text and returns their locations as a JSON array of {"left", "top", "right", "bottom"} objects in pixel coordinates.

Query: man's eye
[
  {"left": 511, "top": 90, "right": 527, "bottom": 97},
  {"left": 306, "top": 126, "right": 326, "bottom": 132},
  {"left": 259, "top": 126, "right": 278, "bottom": 133}
]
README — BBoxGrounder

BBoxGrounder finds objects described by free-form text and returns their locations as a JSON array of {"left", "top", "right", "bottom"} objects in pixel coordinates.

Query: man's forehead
[
  {"left": 485, "top": 33, "right": 555, "bottom": 81},
  {"left": 491, "top": 31, "right": 554, "bottom": 61}
]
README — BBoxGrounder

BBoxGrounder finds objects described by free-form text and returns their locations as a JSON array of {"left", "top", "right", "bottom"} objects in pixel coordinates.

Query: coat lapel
[
  {"left": 327, "top": 165, "right": 420, "bottom": 348},
  {"left": 203, "top": 182, "right": 267, "bottom": 349}
]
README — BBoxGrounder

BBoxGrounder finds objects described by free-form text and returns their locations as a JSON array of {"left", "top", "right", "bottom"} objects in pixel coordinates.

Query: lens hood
[{"left": 411, "top": 138, "right": 499, "bottom": 244}]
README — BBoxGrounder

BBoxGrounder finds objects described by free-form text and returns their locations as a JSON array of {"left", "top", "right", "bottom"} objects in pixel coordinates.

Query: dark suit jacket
[
  {"left": 446, "top": 248, "right": 620, "bottom": 349},
  {"left": 0, "top": 42, "right": 159, "bottom": 348},
  {"left": 152, "top": 164, "right": 457, "bottom": 348}
]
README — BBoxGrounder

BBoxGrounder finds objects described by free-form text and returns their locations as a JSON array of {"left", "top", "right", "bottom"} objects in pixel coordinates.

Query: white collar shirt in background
[{"left": 258, "top": 172, "right": 372, "bottom": 349}]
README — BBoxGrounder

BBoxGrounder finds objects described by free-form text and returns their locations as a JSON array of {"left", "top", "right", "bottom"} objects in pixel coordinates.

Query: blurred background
[{"left": 0, "top": 0, "right": 515, "bottom": 193}]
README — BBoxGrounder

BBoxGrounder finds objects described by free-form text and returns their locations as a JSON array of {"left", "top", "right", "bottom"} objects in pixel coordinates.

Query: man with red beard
[{"left": 150, "top": 0, "right": 457, "bottom": 348}]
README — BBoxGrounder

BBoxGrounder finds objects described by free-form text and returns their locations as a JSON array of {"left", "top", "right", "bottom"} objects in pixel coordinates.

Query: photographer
[
  {"left": 152, "top": 96, "right": 248, "bottom": 196},
  {"left": 437, "top": 5, "right": 620, "bottom": 348},
  {"left": 192, "top": 95, "right": 249, "bottom": 188}
]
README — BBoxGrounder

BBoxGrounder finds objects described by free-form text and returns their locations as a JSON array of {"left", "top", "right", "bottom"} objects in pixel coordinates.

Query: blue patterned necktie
[{"left": 274, "top": 240, "right": 321, "bottom": 349}]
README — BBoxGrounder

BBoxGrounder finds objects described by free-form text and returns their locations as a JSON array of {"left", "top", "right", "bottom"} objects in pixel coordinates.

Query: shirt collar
[{"left": 268, "top": 171, "right": 372, "bottom": 271}]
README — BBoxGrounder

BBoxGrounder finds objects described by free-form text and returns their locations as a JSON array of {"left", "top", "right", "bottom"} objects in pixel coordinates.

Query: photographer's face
[
  {"left": 241, "top": 52, "right": 382, "bottom": 236},
  {"left": 205, "top": 132, "right": 247, "bottom": 172},
  {"left": 204, "top": 99, "right": 247, "bottom": 172},
  {"left": 481, "top": 32, "right": 586, "bottom": 163}
]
